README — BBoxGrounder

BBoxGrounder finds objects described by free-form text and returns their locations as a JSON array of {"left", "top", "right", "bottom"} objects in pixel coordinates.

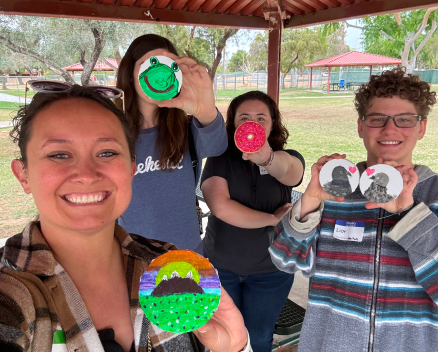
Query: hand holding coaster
[
  {"left": 234, "top": 121, "right": 266, "bottom": 153},
  {"left": 138, "top": 55, "right": 183, "bottom": 101},
  {"left": 319, "top": 160, "right": 403, "bottom": 203},
  {"left": 139, "top": 250, "right": 221, "bottom": 333}
]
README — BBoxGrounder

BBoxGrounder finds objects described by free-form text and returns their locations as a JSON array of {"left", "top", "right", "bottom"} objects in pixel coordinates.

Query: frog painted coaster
[
  {"left": 234, "top": 121, "right": 266, "bottom": 153},
  {"left": 139, "top": 250, "right": 221, "bottom": 333},
  {"left": 138, "top": 55, "right": 183, "bottom": 101}
]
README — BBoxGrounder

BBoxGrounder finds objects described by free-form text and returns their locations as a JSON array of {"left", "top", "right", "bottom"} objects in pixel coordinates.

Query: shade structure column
[
  {"left": 310, "top": 67, "right": 313, "bottom": 91},
  {"left": 327, "top": 67, "right": 331, "bottom": 93},
  {"left": 267, "top": 11, "right": 282, "bottom": 104}
]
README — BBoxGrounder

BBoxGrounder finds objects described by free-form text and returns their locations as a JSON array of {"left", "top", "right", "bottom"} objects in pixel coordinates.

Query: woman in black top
[{"left": 201, "top": 91, "right": 305, "bottom": 352}]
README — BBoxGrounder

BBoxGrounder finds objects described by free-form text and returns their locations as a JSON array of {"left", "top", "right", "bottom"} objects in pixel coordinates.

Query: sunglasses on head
[{"left": 25, "top": 80, "right": 125, "bottom": 113}]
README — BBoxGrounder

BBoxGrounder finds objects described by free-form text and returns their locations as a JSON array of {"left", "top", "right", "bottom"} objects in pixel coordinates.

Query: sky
[{"left": 226, "top": 19, "right": 364, "bottom": 59}]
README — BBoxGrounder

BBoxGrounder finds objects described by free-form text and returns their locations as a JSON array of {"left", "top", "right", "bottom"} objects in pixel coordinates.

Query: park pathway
[{"left": 0, "top": 92, "right": 23, "bottom": 103}]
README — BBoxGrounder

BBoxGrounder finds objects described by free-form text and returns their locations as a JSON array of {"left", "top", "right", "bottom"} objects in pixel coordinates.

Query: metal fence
[{"left": 2, "top": 69, "right": 438, "bottom": 107}]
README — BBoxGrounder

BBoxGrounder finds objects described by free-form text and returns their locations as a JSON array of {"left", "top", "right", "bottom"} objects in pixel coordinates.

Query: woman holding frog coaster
[{"left": 116, "top": 34, "right": 227, "bottom": 254}]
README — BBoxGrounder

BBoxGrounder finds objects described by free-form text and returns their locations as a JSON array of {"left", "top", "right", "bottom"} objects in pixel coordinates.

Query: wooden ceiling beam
[
  {"left": 285, "top": 0, "right": 438, "bottom": 28},
  {"left": 228, "top": 0, "right": 252, "bottom": 15},
  {"left": 154, "top": 0, "right": 172, "bottom": 8},
  {"left": 252, "top": 3, "right": 266, "bottom": 17},
  {"left": 170, "top": 0, "right": 189, "bottom": 10},
  {"left": 0, "top": 0, "right": 269, "bottom": 28},
  {"left": 186, "top": 0, "right": 206, "bottom": 11},
  {"left": 240, "top": 0, "right": 266, "bottom": 16},
  {"left": 214, "top": 0, "right": 238, "bottom": 14},
  {"left": 336, "top": 0, "right": 354, "bottom": 4},
  {"left": 283, "top": 2, "right": 305, "bottom": 14},
  {"left": 319, "top": 0, "right": 340, "bottom": 7},
  {"left": 200, "top": 0, "right": 221, "bottom": 12},
  {"left": 288, "top": 0, "right": 315, "bottom": 12},
  {"left": 301, "top": 0, "right": 327, "bottom": 11}
]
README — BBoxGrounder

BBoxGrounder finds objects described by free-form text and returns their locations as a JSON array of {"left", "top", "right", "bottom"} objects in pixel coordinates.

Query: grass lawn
[{"left": 1, "top": 96, "right": 438, "bottom": 238}]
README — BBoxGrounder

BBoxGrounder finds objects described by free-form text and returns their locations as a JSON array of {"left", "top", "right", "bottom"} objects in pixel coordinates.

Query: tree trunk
[
  {"left": 293, "top": 69, "right": 298, "bottom": 87},
  {"left": 81, "top": 25, "right": 106, "bottom": 86},
  {"left": 209, "top": 29, "right": 239, "bottom": 81},
  {"left": 280, "top": 73, "right": 285, "bottom": 90},
  {"left": 1, "top": 77, "right": 7, "bottom": 90}
]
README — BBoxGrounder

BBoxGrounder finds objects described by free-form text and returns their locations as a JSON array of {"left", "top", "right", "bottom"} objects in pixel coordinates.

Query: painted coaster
[
  {"left": 138, "top": 55, "right": 183, "bottom": 101},
  {"left": 359, "top": 164, "right": 403, "bottom": 203},
  {"left": 234, "top": 121, "right": 266, "bottom": 153},
  {"left": 139, "top": 250, "right": 221, "bottom": 333},
  {"left": 319, "top": 159, "right": 359, "bottom": 197}
]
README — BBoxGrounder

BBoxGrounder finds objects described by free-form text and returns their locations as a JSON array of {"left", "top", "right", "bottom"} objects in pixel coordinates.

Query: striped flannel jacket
[
  {"left": 0, "top": 222, "right": 205, "bottom": 352},
  {"left": 269, "top": 162, "right": 438, "bottom": 352}
]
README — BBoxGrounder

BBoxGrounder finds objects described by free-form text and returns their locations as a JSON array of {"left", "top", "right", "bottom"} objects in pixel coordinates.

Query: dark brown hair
[
  {"left": 355, "top": 67, "right": 437, "bottom": 118},
  {"left": 226, "top": 91, "right": 289, "bottom": 151},
  {"left": 10, "top": 85, "right": 135, "bottom": 167},
  {"left": 116, "top": 34, "right": 189, "bottom": 169}
]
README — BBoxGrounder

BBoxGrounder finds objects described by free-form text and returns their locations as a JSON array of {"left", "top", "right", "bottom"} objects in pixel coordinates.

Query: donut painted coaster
[
  {"left": 359, "top": 164, "right": 403, "bottom": 203},
  {"left": 234, "top": 121, "right": 266, "bottom": 153},
  {"left": 138, "top": 55, "right": 183, "bottom": 101},
  {"left": 139, "top": 250, "right": 221, "bottom": 333},
  {"left": 319, "top": 159, "right": 359, "bottom": 197}
]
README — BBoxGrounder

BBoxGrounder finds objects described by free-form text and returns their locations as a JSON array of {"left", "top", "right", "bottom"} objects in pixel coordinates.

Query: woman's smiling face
[{"left": 12, "top": 98, "right": 136, "bottom": 234}]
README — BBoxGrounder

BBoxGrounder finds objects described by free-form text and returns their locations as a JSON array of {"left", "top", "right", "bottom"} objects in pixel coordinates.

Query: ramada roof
[{"left": 306, "top": 51, "right": 402, "bottom": 68}]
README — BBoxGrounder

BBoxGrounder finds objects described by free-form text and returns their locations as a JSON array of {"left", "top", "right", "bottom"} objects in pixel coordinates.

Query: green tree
[
  {"left": 228, "top": 50, "right": 251, "bottom": 72},
  {"left": 247, "top": 28, "right": 325, "bottom": 89},
  {"left": 361, "top": 9, "right": 438, "bottom": 72},
  {"left": 155, "top": 25, "right": 239, "bottom": 80},
  {"left": 0, "top": 15, "right": 153, "bottom": 84}
]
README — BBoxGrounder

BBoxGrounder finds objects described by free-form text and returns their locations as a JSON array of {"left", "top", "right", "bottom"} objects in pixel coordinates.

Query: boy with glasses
[{"left": 269, "top": 67, "right": 438, "bottom": 352}]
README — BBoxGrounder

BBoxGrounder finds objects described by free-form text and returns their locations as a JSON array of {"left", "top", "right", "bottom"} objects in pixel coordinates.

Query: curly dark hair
[
  {"left": 10, "top": 85, "right": 136, "bottom": 167},
  {"left": 226, "top": 91, "right": 289, "bottom": 151},
  {"left": 354, "top": 67, "right": 437, "bottom": 118}
]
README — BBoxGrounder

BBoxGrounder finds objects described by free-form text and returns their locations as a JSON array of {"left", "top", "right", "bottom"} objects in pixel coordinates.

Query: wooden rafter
[
  {"left": 154, "top": 0, "right": 172, "bottom": 8},
  {"left": 170, "top": 0, "right": 189, "bottom": 10},
  {"left": 288, "top": 0, "right": 315, "bottom": 12},
  {"left": 301, "top": 0, "right": 327, "bottom": 11},
  {"left": 0, "top": 0, "right": 268, "bottom": 28},
  {"left": 285, "top": 0, "right": 438, "bottom": 28},
  {"left": 240, "top": 0, "right": 266, "bottom": 16},
  {"left": 228, "top": 0, "right": 252, "bottom": 15},
  {"left": 186, "top": 0, "right": 207, "bottom": 11},
  {"left": 200, "top": 0, "right": 221, "bottom": 12},
  {"left": 215, "top": 0, "right": 238, "bottom": 13}
]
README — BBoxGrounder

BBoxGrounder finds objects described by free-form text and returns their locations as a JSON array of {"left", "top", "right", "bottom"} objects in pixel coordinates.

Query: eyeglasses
[
  {"left": 25, "top": 80, "right": 125, "bottom": 113},
  {"left": 361, "top": 114, "right": 422, "bottom": 128}
]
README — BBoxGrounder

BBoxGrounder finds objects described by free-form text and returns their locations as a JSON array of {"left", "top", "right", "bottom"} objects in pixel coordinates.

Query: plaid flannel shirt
[{"left": 0, "top": 221, "right": 206, "bottom": 352}]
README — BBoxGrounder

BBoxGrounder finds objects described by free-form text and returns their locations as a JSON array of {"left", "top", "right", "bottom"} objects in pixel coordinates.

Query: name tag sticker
[
  {"left": 333, "top": 220, "right": 365, "bottom": 242},
  {"left": 259, "top": 166, "right": 269, "bottom": 175}
]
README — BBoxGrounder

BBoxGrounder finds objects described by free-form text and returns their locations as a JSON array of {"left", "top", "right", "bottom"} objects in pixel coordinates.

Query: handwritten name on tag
[
  {"left": 333, "top": 220, "right": 365, "bottom": 242},
  {"left": 259, "top": 166, "right": 269, "bottom": 175}
]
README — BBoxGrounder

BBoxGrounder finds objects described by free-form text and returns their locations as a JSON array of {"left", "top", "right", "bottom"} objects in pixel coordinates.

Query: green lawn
[{"left": 1, "top": 95, "right": 438, "bottom": 238}]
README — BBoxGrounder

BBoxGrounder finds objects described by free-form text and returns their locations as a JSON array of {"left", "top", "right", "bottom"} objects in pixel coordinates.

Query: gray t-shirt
[{"left": 119, "top": 113, "right": 227, "bottom": 254}]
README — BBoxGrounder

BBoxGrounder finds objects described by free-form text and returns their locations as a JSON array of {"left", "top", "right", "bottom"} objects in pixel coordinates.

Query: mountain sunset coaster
[{"left": 139, "top": 250, "right": 221, "bottom": 333}]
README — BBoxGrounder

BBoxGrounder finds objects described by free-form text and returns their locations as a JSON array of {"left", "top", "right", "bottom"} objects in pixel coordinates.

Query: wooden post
[
  {"left": 310, "top": 67, "right": 313, "bottom": 91},
  {"left": 267, "top": 11, "right": 282, "bottom": 104},
  {"left": 370, "top": 65, "right": 373, "bottom": 78},
  {"left": 327, "top": 67, "right": 331, "bottom": 93}
]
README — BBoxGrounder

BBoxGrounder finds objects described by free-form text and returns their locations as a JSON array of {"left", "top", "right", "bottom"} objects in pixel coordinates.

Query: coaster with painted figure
[
  {"left": 139, "top": 250, "right": 221, "bottom": 333},
  {"left": 359, "top": 164, "right": 403, "bottom": 203},
  {"left": 319, "top": 159, "right": 360, "bottom": 197},
  {"left": 138, "top": 55, "right": 183, "bottom": 101}
]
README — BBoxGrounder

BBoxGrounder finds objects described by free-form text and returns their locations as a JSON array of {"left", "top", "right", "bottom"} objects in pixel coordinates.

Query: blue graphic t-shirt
[{"left": 119, "top": 113, "right": 227, "bottom": 254}]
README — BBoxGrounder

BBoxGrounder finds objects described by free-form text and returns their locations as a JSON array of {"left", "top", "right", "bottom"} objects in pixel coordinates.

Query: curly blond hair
[{"left": 354, "top": 67, "right": 437, "bottom": 119}]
